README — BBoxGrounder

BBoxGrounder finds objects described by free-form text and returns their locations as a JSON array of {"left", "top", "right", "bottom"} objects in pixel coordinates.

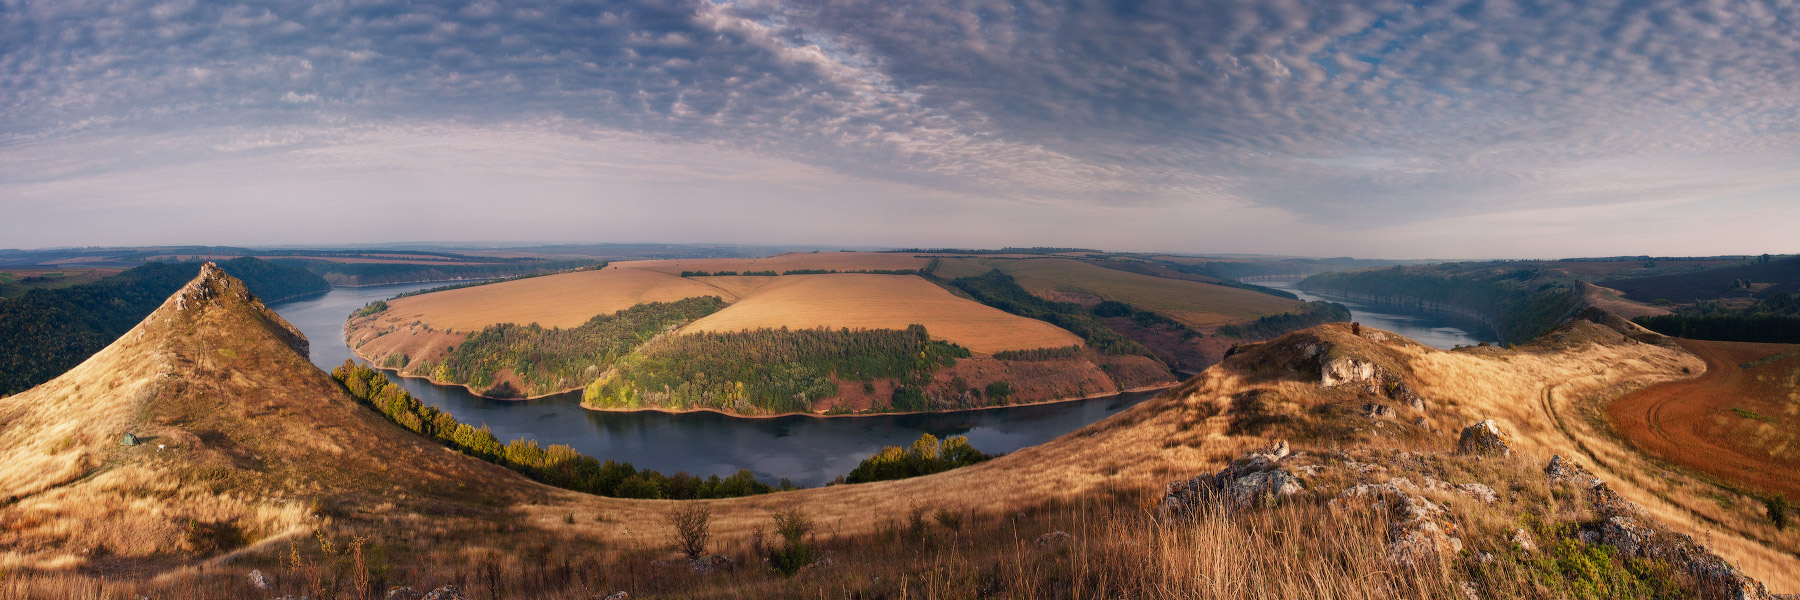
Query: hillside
[
  {"left": 0, "top": 258, "right": 329, "bottom": 396},
  {"left": 1606, "top": 256, "right": 1800, "bottom": 304},
  {"left": 0, "top": 264, "right": 598, "bottom": 580},
  {"left": 4, "top": 271, "right": 1795, "bottom": 598}
]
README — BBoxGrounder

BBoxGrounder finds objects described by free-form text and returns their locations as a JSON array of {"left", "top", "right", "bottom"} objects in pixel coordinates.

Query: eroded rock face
[
  {"left": 1456, "top": 420, "right": 1513, "bottom": 457},
  {"left": 1160, "top": 440, "right": 1303, "bottom": 516},
  {"left": 1321, "top": 357, "right": 1378, "bottom": 387}
]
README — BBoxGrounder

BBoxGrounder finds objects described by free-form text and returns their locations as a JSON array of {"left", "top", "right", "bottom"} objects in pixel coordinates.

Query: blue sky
[{"left": 2, "top": 0, "right": 1797, "bottom": 257}]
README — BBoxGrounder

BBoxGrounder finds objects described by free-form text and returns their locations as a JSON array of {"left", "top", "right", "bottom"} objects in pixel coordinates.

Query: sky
[{"left": 2, "top": 0, "right": 1798, "bottom": 258}]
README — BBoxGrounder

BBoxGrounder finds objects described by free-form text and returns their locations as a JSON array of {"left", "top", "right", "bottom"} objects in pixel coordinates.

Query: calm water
[
  {"left": 271, "top": 283, "right": 1159, "bottom": 486},
  {"left": 1256, "top": 278, "right": 1497, "bottom": 350}
]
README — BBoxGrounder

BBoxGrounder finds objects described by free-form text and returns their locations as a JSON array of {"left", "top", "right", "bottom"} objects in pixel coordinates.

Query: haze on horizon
[{"left": 2, "top": 0, "right": 1797, "bottom": 259}]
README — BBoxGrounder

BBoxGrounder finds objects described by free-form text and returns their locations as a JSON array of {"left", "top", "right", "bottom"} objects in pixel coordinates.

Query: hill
[
  {"left": 0, "top": 264, "right": 597, "bottom": 581},
  {"left": 0, "top": 258, "right": 329, "bottom": 396},
  {"left": 4, "top": 271, "right": 1795, "bottom": 597}
]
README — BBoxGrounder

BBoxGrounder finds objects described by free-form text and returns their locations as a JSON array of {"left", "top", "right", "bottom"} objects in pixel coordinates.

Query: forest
[
  {"left": 1634, "top": 293, "right": 1800, "bottom": 343},
  {"left": 0, "top": 258, "right": 329, "bottom": 396},
  {"left": 947, "top": 269, "right": 1161, "bottom": 360},
  {"left": 584, "top": 324, "right": 970, "bottom": 414},
  {"left": 333, "top": 360, "right": 784, "bottom": 499},
  {"left": 1215, "top": 301, "right": 1353, "bottom": 339},
  {"left": 841, "top": 433, "right": 993, "bottom": 484},
  {"left": 419, "top": 296, "right": 730, "bottom": 398}
]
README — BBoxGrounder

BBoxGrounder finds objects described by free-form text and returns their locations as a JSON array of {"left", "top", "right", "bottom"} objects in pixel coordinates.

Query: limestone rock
[
  {"left": 1456, "top": 420, "right": 1512, "bottom": 457},
  {"left": 1511, "top": 528, "right": 1536, "bottom": 553},
  {"left": 1321, "top": 357, "right": 1378, "bottom": 387},
  {"left": 386, "top": 587, "right": 422, "bottom": 600},
  {"left": 423, "top": 585, "right": 470, "bottom": 600},
  {"left": 1361, "top": 402, "right": 1395, "bottom": 419},
  {"left": 1036, "top": 530, "right": 1073, "bottom": 548},
  {"left": 604, "top": 593, "right": 630, "bottom": 600},
  {"left": 1160, "top": 440, "right": 1303, "bottom": 516},
  {"left": 248, "top": 569, "right": 270, "bottom": 590},
  {"left": 1545, "top": 455, "right": 1602, "bottom": 488}
]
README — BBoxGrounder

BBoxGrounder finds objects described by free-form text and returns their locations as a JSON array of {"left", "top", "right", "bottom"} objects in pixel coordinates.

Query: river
[
  {"left": 1255, "top": 278, "right": 1498, "bottom": 350},
  {"left": 270, "top": 282, "right": 1160, "bottom": 487}
]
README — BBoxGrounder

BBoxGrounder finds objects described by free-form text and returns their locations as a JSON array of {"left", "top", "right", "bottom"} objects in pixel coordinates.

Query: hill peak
[{"left": 146, "top": 261, "right": 310, "bottom": 358}]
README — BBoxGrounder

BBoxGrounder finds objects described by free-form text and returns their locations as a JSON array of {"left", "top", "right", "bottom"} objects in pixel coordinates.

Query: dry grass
[
  {"left": 5, "top": 268, "right": 1796, "bottom": 596},
  {"left": 680, "top": 274, "right": 1082, "bottom": 354},
  {"left": 381, "top": 268, "right": 722, "bottom": 331},
  {"left": 617, "top": 252, "right": 930, "bottom": 276},
  {"left": 935, "top": 257, "right": 1301, "bottom": 327}
]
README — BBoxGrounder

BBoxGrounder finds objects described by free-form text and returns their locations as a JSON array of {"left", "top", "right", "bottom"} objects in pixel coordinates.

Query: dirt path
[{"left": 1607, "top": 339, "right": 1800, "bottom": 499}]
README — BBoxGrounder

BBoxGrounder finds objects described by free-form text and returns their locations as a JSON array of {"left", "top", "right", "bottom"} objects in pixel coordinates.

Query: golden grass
[
  {"left": 678, "top": 274, "right": 1082, "bottom": 354},
  {"left": 617, "top": 252, "right": 930, "bottom": 276},
  {"left": 382, "top": 268, "right": 723, "bottom": 331},
  {"left": 936, "top": 257, "right": 1301, "bottom": 327}
]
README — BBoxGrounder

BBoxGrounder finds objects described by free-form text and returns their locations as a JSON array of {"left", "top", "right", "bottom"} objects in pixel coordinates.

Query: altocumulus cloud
[{"left": 1, "top": 0, "right": 1797, "bottom": 255}]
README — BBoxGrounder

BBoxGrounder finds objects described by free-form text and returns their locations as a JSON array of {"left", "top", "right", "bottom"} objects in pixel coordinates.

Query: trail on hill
[{"left": 1607, "top": 338, "right": 1800, "bottom": 500}]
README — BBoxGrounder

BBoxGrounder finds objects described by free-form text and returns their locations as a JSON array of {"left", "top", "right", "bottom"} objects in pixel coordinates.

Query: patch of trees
[
  {"left": 991, "top": 345, "right": 1083, "bottom": 361},
  {"left": 585, "top": 324, "right": 970, "bottom": 414},
  {"left": 1092, "top": 300, "right": 1204, "bottom": 339},
  {"left": 1634, "top": 293, "right": 1800, "bottom": 343},
  {"left": 1301, "top": 265, "right": 1577, "bottom": 344},
  {"left": 421, "top": 296, "right": 729, "bottom": 397},
  {"left": 351, "top": 300, "right": 388, "bottom": 318},
  {"left": 948, "top": 269, "right": 1161, "bottom": 360},
  {"left": 332, "top": 360, "right": 783, "bottom": 499},
  {"left": 284, "top": 258, "right": 596, "bottom": 287},
  {"left": 0, "top": 258, "right": 329, "bottom": 396},
  {"left": 841, "top": 433, "right": 992, "bottom": 484},
  {"left": 386, "top": 262, "right": 606, "bottom": 300},
  {"left": 1216, "top": 302, "right": 1352, "bottom": 339}
]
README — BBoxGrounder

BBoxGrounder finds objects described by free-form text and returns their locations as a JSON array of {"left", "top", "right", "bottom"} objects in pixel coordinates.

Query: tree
[{"left": 665, "top": 504, "right": 712, "bottom": 560}]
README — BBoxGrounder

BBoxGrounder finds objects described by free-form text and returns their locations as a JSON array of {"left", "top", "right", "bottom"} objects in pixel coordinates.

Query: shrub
[
  {"left": 1770, "top": 495, "right": 1791, "bottom": 530},
  {"left": 665, "top": 504, "right": 712, "bottom": 560},
  {"left": 768, "top": 507, "right": 816, "bottom": 576}
]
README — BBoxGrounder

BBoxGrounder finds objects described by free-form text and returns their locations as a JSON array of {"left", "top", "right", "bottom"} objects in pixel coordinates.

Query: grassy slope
[{"left": 937, "top": 257, "right": 1301, "bottom": 328}]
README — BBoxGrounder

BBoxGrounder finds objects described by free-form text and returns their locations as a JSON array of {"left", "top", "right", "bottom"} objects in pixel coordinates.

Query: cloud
[{"left": 1, "top": 0, "right": 1797, "bottom": 255}]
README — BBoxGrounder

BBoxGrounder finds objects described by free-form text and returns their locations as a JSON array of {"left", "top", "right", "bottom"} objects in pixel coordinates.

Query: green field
[{"left": 935, "top": 257, "right": 1300, "bottom": 328}]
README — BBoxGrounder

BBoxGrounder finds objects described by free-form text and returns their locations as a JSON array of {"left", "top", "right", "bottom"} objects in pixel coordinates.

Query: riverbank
[{"left": 352, "top": 336, "right": 1177, "bottom": 419}]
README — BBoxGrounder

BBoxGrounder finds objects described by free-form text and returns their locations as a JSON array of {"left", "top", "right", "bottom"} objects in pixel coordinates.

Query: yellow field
[
  {"left": 385, "top": 268, "right": 724, "bottom": 331},
  {"left": 679, "top": 274, "right": 1081, "bottom": 354},
  {"left": 938, "top": 257, "right": 1301, "bottom": 327},
  {"left": 617, "top": 251, "right": 930, "bottom": 275}
]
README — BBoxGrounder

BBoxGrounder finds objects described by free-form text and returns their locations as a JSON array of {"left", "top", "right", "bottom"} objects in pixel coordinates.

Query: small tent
[{"left": 120, "top": 433, "right": 140, "bottom": 446}]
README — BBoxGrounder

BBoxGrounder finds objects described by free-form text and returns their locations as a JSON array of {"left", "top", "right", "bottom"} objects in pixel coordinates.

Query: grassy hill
[
  {"left": 0, "top": 258, "right": 329, "bottom": 396},
  {"left": 3, "top": 269, "right": 1795, "bottom": 597},
  {"left": 1606, "top": 255, "right": 1800, "bottom": 304}
]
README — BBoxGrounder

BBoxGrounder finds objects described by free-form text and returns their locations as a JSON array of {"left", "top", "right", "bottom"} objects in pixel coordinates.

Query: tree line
[
  {"left": 1634, "top": 293, "right": 1800, "bottom": 343},
  {"left": 333, "top": 360, "right": 784, "bottom": 499},
  {"left": 416, "top": 296, "right": 729, "bottom": 398},
  {"left": 841, "top": 433, "right": 992, "bottom": 484},
  {"left": 1216, "top": 301, "right": 1352, "bottom": 339}
]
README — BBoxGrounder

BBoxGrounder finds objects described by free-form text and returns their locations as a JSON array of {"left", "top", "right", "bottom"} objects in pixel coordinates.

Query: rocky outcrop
[
  {"left": 1321, "top": 356, "right": 1378, "bottom": 387},
  {"left": 1160, "top": 440, "right": 1303, "bottom": 516},
  {"left": 1456, "top": 420, "right": 1513, "bottom": 457},
  {"left": 1337, "top": 477, "right": 1464, "bottom": 566}
]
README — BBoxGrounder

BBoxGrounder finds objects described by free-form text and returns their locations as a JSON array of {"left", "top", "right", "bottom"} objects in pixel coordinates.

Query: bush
[
  {"left": 768, "top": 507, "right": 816, "bottom": 576},
  {"left": 1770, "top": 495, "right": 1791, "bottom": 530},
  {"left": 665, "top": 504, "right": 712, "bottom": 560}
]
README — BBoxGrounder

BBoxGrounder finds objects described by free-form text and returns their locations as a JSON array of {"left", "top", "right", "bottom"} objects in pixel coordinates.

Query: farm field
[
  {"left": 1606, "top": 339, "right": 1800, "bottom": 500},
  {"left": 383, "top": 267, "right": 723, "bottom": 331},
  {"left": 618, "top": 251, "right": 929, "bottom": 275},
  {"left": 680, "top": 274, "right": 1081, "bottom": 354},
  {"left": 936, "top": 257, "right": 1301, "bottom": 328},
  {"left": 0, "top": 268, "right": 122, "bottom": 297}
]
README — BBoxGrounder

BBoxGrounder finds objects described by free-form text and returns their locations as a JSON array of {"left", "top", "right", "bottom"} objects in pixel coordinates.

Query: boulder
[
  {"left": 386, "top": 587, "right": 422, "bottom": 600},
  {"left": 1544, "top": 455, "right": 1601, "bottom": 488},
  {"left": 1160, "top": 440, "right": 1303, "bottom": 516},
  {"left": 248, "top": 569, "right": 270, "bottom": 590},
  {"left": 1361, "top": 402, "right": 1395, "bottom": 419},
  {"left": 1321, "top": 357, "right": 1378, "bottom": 387},
  {"left": 1511, "top": 528, "right": 1536, "bottom": 553},
  {"left": 1456, "top": 420, "right": 1512, "bottom": 457},
  {"left": 604, "top": 593, "right": 630, "bottom": 600}
]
